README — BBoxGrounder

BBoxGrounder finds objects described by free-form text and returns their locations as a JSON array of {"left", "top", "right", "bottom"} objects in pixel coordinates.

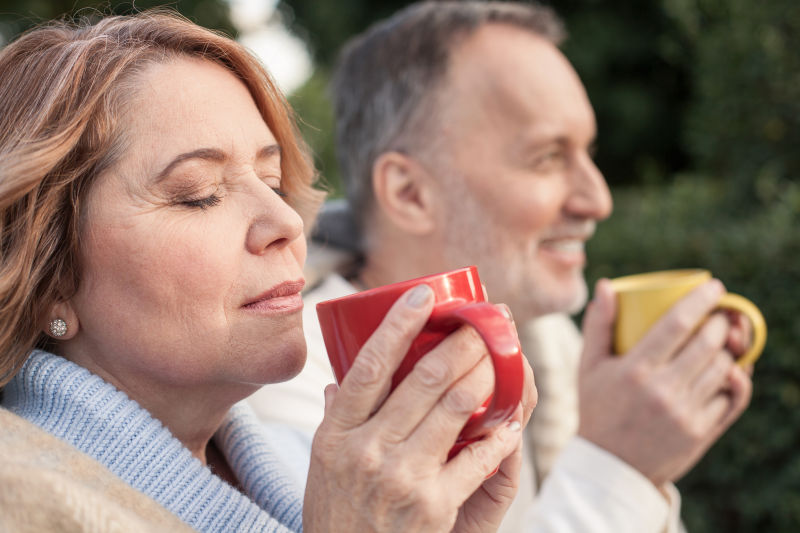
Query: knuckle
[
  {"left": 679, "top": 414, "right": 706, "bottom": 441},
  {"left": 664, "top": 405, "right": 688, "bottom": 432},
  {"left": 443, "top": 387, "right": 480, "bottom": 417},
  {"left": 462, "top": 442, "right": 497, "bottom": 476},
  {"left": 413, "top": 356, "right": 451, "bottom": 388},
  {"left": 624, "top": 364, "right": 651, "bottom": 389},
  {"left": 738, "top": 385, "right": 753, "bottom": 407},
  {"left": 375, "top": 470, "right": 451, "bottom": 529},
  {"left": 472, "top": 356, "right": 495, "bottom": 389},
  {"left": 524, "top": 382, "right": 538, "bottom": 412},
  {"left": 349, "top": 347, "right": 389, "bottom": 390},
  {"left": 646, "top": 384, "right": 674, "bottom": 415},
  {"left": 523, "top": 360, "right": 538, "bottom": 410},
  {"left": 715, "top": 351, "right": 734, "bottom": 372},
  {"left": 688, "top": 420, "right": 708, "bottom": 441},
  {"left": 382, "top": 311, "right": 415, "bottom": 339},
  {"left": 667, "top": 313, "right": 696, "bottom": 336},
  {"left": 353, "top": 437, "right": 385, "bottom": 477},
  {"left": 663, "top": 402, "right": 705, "bottom": 440},
  {"left": 697, "top": 326, "right": 724, "bottom": 353},
  {"left": 416, "top": 495, "right": 447, "bottom": 526},
  {"left": 527, "top": 390, "right": 539, "bottom": 412},
  {"left": 310, "top": 430, "right": 339, "bottom": 465},
  {"left": 378, "top": 464, "right": 418, "bottom": 505},
  {"left": 453, "top": 326, "right": 487, "bottom": 357},
  {"left": 463, "top": 324, "right": 484, "bottom": 344}
]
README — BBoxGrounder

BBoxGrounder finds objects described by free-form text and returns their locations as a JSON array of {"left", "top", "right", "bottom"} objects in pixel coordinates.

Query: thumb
[{"left": 581, "top": 279, "right": 616, "bottom": 368}]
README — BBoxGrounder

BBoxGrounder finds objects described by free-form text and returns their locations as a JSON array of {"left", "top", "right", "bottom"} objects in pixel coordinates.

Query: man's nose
[{"left": 565, "top": 153, "right": 613, "bottom": 221}]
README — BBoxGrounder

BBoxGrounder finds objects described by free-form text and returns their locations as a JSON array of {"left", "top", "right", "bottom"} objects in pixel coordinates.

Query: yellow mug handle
[{"left": 718, "top": 293, "right": 767, "bottom": 367}]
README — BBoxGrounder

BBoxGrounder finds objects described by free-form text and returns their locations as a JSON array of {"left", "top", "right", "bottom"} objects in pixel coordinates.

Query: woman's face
[{"left": 63, "top": 58, "right": 308, "bottom": 396}]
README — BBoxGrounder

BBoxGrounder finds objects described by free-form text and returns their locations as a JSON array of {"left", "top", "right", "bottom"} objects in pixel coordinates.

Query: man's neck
[{"left": 359, "top": 246, "right": 442, "bottom": 290}]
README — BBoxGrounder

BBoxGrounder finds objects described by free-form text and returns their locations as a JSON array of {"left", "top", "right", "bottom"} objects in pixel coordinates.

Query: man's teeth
[{"left": 543, "top": 239, "right": 584, "bottom": 252}]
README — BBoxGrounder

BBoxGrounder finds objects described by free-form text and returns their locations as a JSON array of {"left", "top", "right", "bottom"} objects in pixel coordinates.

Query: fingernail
[
  {"left": 406, "top": 284, "right": 433, "bottom": 308},
  {"left": 591, "top": 279, "right": 608, "bottom": 303},
  {"left": 500, "top": 304, "right": 514, "bottom": 324},
  {"left": 507, "top": 420, "right": 521, "bottom": 432},
  {"left": 597, "top": 278, "right": 610, "bottom": 293},
  {"left": 711, "top": 279, "right": 725, "bottom": 295}
]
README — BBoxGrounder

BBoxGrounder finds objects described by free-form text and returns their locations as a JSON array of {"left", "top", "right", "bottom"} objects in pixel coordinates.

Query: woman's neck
[
  {"left": 56, "top": 343, "right": 256, "bottom": 464},
  {"left": 206, "top": 438, "right": 244, "bottom": 490}
]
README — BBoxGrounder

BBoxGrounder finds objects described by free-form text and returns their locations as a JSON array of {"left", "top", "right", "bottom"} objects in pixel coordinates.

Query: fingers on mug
[
  {"left": 610, "top": 269, "right": 767, "bottom": 366},
  {"left": 316, "top": 266, "right": 525, "bottom": 452}
]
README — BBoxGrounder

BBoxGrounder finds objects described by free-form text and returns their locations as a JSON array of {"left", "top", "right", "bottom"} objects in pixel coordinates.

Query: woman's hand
[
  {"left": 303, "top": 285, "right": 533, "bottom": 533},
  {"left": 453, "top": 356, "right": 534, "bottom": 533}
]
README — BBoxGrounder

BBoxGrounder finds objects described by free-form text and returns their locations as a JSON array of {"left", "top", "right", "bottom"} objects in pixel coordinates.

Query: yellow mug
[{"left": 609, "top": 269, "right": 767, "bottom": 366}]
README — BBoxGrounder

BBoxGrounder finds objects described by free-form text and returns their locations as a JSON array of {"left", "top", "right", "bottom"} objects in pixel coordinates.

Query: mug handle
[
  {"left": 429, "top": 302, "right": 524, "bottom": 441},
  {"left": 718, "top": 293, "right": 767, "bottom": 367}
]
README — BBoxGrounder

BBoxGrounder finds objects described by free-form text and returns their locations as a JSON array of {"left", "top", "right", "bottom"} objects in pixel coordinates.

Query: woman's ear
[
  {"left": 43, "top": 300, "right": 79, "bottom": 340},
  {"left": 371, "top": 151, "right": 439, "bottom": 236}
]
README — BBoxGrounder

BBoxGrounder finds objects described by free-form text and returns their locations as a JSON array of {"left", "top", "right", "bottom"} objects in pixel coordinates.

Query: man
[{"left": 249, "top": 2, "right": 753, "bottom": 531}]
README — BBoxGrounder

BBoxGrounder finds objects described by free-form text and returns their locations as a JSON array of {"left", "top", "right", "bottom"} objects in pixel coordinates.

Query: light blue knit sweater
[{"left": 2, "top": 350, "right": 304, "bottom": 532}]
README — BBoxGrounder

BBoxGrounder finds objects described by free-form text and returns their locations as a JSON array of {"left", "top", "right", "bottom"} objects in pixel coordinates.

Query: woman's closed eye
[
  {"left": 171, "top": 179, "right": 286, "bottom": 209},
  {"left": 259, "top": 172, "right": 287, "bottom": 200},
  {"left": 179, "top": 193, "right": 222, "bottom": 210}
]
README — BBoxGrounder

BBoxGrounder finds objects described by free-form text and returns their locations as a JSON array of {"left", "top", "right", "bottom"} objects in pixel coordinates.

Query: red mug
[{"left": 316, "top": 266, "right": 524, "bottom": 455}]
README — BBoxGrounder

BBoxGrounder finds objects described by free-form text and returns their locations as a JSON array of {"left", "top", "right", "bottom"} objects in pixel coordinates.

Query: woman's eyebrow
[
  {"left": 153, "top": 148, "right": 227, "bottom": 183},
  {"left": 153, "top": 144, "right": 282, "bottom": 183},
  {"left": 256, "top": 144, "right": 281, "bottom": 162}
]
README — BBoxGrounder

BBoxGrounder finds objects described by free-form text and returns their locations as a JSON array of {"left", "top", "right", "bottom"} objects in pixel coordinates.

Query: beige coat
[{"left": 0, "top": 408, "right": 195, "bottom": 533}]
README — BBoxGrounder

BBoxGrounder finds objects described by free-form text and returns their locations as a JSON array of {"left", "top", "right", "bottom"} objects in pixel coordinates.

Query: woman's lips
[
  {"left": 243, "top": 280, "right": 305, "bottom": 313},
  {"left": 244, "top": 292, "right": 303, "bottom": 313}
]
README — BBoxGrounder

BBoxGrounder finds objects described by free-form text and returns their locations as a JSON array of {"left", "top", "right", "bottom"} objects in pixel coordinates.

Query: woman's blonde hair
[{"left": 0, "top": 10, "right": 323, "bottom": 386}]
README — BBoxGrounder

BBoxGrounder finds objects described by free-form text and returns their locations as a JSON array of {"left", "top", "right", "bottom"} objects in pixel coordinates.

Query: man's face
[{"left": 426, "top": 25, "right": 613, "bottom": 322}]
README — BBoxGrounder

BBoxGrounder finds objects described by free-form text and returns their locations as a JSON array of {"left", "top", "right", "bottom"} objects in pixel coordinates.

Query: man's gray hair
[{"left": 330, "top": 1, "right": 565, "bottom": 228}]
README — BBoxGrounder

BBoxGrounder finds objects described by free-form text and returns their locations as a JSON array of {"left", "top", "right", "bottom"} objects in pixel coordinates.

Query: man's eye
[
  {"left": 272, "top": 187, "right": 288, "bottom": 199},
  {"left": 532, "top": 150, "right": 565, "bottom": 170},
  {"left": 181, "top": 194, "right": 222, "bottom": 209}
]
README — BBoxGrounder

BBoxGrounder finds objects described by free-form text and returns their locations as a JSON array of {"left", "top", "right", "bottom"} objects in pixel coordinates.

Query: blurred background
[{"left": 1, "top": 0, "right": 797, "bottom": 530}]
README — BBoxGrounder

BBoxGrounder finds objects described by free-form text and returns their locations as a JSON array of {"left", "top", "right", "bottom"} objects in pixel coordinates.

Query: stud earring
[{"left": 49, "top": 318, "right": 68, "bottom": 337}]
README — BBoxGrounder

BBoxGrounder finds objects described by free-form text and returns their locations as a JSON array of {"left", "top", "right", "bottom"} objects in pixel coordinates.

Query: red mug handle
[{"left": 429, "top": 301, "right": 524, "bottom": 441}]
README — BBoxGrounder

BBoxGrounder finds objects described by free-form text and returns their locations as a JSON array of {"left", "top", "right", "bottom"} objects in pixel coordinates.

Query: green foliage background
[
  {"left": 0, "top": 0, "right": 235, "bottom": 39},
  {"left": 1, "top": 0, "right": 798, "bottom": 530}
]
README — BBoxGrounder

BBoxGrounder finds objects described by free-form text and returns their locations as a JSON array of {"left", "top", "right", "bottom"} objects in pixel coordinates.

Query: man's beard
[{"left": 439, "top": 186, "right": 591, "bottom": 322}]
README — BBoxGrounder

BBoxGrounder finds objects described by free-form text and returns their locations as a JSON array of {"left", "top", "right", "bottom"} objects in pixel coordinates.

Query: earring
[{"left": 49, "top": 318, "right": 68, "bottom": 337}]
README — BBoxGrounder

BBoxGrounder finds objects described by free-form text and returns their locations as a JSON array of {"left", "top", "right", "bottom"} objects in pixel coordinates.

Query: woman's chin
[{"left": 248, "top": 337, "right": 308, "bottom": 385}]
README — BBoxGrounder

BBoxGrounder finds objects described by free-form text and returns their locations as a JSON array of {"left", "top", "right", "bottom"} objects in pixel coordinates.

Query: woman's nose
[{"left": 245, "top": 187, "right": 305, "bottom": 256}]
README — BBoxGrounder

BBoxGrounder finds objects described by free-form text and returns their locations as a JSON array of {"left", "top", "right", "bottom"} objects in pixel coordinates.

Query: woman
[{"left": 0, "top": 11, "right": 534, "bottom": 532}]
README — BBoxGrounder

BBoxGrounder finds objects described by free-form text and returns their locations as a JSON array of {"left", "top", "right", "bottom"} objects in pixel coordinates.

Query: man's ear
[
  {"left": 371, "top": 151, "right": 438, "bottom": 235},
  {"left": 42, "top": 300, "right": 80, "bottom": 340}
]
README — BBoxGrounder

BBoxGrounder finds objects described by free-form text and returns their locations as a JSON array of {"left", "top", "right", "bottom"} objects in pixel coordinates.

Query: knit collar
[{"left": 2, "top": 350, "right": 303, "bottom": 533}]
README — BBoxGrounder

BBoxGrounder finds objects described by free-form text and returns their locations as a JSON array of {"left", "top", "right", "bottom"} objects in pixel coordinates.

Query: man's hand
[{"left": 577, "top": 279, "right": 753, "bottom": 487}]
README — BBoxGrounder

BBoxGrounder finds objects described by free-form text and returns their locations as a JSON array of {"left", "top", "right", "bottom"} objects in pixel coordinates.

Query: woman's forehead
[
  {"left": 127, "top": 58, "right": 267, "bottom": 134},
  {"left": 114, "top": 58, "right": 277, "bottom": 177}
]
